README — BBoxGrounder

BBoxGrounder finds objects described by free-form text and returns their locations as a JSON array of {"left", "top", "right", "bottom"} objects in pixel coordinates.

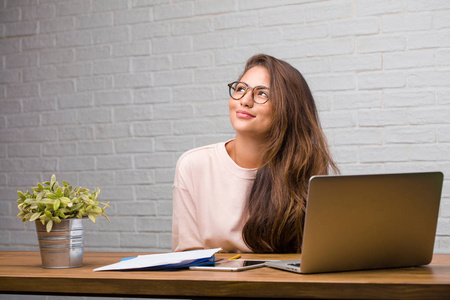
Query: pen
[{"left": 228, "top": 254, "right": 241, "bottom": 260}]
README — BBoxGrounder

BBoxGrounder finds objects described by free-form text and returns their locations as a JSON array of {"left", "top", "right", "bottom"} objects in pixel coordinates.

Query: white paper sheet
[{"left": 93, "top": 248, "right": 222, "bottom": 272}]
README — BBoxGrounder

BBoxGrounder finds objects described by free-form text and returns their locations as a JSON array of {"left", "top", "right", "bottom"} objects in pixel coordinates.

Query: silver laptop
[{"left": 266, "top": 172, "right": 443, "bottom": 274}]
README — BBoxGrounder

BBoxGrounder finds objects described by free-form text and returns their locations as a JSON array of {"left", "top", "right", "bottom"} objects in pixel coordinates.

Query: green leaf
[
  {"left": 46, "top": 219, "right": 53, "bottom": 233},
  {"left": 60, "top": 197, "right": 71, "bottom": 205},
  {"left": 55, "top": 186, "right": 63, "bottom": 197},
  {"left": 17, "top": 191, "right": 26, "bottom": 200},
  {"left": 63, "top": 187, "right": 70, "bottom": 197},
  {"left": 36, "top": 191, "right": 44, "bottom": 202},
  {"left": 30, "top": 212, "right": 41, "bottom": 222},
  {"left": 92, "top": 206, "right": 103, "bottom": 214},
  {"left": 88, "top": 213, "right": 96, "bottom": 223},
  {"left": 40, "top": 214, "right": 50, "bottom": 222},
  {"left": 24, "top": 198, "right": 36, "bottom": 204},
  {"left": 46, "top": 193, "right": 57, "bottom": 199},
  {"left": 58, "top": 210, "right": 66, "bottom": 219},
  {"left": 53, "top": 198, "right": 60, "bottom": 211},
  {"left": 42, "top": 197, "right": 52, "bottom": 204},
  {"left": 70, "top": 203, "right": 83, "bottom": 212},
  {"left": 100, "top": 201, "right": 111, "bottom": 208},
  {"left": 37, "top": 202, "right": 46, "bottom": 211}
]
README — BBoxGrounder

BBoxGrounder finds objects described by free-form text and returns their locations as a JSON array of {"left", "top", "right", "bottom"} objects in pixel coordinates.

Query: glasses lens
[
  {"left": 229, "top": 82, "right": 247, "bottom": 100},
  {"left": 253, "top": 87, "right": 270, "bottom": 104}
]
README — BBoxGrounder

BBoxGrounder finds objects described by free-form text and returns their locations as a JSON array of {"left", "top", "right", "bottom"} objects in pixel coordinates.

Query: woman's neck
[{"left": 226, "top": 135, "right": 265, "bottom": 169}]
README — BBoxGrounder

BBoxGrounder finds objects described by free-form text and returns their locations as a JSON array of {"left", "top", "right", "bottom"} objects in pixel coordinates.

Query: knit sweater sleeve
[{"left": 172, "top": 153, "right": 203, "bottom": 252}]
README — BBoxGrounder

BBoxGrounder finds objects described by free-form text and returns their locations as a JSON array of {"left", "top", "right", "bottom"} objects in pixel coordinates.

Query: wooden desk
[{"left": 1, "top": 251, "right": 450, "bottom": 299}]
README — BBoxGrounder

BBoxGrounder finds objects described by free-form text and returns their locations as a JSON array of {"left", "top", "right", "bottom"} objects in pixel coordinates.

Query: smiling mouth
[{"left": 236, "top": 110, "right": 255, "bottom": 119}]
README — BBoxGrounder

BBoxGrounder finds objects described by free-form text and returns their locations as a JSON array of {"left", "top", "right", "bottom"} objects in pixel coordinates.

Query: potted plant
[{"left": 16, "top": 174, "right": 110, "bottom": 268}]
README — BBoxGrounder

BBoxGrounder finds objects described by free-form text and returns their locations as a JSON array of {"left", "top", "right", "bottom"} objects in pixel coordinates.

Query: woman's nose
[{"left": 239, "top": 89, "right": 254, "bottom": 107}]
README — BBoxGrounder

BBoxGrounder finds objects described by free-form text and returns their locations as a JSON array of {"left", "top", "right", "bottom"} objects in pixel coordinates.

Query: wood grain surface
[{"left": 1, "top": 251, "right": 450, "bottom": 299}]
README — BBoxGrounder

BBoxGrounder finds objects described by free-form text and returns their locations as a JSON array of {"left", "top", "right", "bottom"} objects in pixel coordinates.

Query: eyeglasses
[{"left": 227, "top": 81, "right": 270, "bottom": 104}]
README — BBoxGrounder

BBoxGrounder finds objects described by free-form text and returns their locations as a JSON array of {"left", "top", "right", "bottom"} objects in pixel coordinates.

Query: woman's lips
[{"left": 236, "top": 110, "right": 255, "bottom": 119}]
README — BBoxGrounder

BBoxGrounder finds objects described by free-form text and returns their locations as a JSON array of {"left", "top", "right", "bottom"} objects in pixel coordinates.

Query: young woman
[{"left": 172, "top": 54, "right": 338, "bottom": 253}]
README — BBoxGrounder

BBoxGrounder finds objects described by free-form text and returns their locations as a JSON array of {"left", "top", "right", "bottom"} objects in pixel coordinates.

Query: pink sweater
[{"left": 172, "top": 141, "right": 257, "bottom": 253}]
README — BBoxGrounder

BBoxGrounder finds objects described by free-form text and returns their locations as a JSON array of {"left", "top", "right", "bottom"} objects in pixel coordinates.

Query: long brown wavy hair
[{"left": 241, "top": 54, "right": 339, "bottom": 253}]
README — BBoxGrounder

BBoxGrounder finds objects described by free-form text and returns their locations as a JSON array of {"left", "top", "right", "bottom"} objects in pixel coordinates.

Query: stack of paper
[{"left": 93, "top": 248, "right": 222, "bottom": 272}]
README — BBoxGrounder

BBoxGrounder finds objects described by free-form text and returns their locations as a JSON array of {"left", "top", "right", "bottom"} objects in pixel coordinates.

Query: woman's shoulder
[{"left": 176, "top": 141, "right": 228, "bottom": 168}]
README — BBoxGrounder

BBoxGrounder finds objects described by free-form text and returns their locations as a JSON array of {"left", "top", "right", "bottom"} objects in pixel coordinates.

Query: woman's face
[{"left": 229, "top": 66, "right": 273, "bottom": 140}]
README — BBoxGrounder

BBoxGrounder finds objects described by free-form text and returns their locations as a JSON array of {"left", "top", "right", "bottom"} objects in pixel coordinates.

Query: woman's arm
[{"left": 171, "top": 158, "right": 203, "bottom": 252}]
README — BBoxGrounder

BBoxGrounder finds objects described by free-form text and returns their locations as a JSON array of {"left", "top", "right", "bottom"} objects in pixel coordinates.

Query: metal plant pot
[{"left": 35, "top": 218, "right": 85, "bottom": 268}]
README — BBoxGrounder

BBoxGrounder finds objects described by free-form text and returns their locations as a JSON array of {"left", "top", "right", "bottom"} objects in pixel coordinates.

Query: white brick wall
[{"left": 1, "top": 0, "right": 449, "bottom": 257}]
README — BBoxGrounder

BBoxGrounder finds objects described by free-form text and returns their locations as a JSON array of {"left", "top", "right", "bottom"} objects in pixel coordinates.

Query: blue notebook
[{"left": 119, "top": 255, "right": 216, "bottom": 271}]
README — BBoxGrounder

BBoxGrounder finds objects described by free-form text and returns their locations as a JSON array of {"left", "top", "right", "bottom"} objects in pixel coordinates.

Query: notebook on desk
[{"left": 266, "top": 172, "right": 444, "bottom": 274}]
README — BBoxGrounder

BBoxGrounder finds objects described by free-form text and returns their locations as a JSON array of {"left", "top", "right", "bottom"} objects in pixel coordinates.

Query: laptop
[{"left": 266, "top": 172, "right": 443, "bottom": 274}]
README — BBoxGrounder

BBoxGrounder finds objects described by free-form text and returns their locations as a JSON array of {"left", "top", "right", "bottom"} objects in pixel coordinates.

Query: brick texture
[{"left": 1, "top": 0, "right": 449, "bottom": 258}]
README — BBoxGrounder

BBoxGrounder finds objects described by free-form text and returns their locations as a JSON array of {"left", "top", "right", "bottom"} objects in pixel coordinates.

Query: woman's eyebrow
[{"left": 240, "top": 81, "right": 269, "bottom": 89}]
